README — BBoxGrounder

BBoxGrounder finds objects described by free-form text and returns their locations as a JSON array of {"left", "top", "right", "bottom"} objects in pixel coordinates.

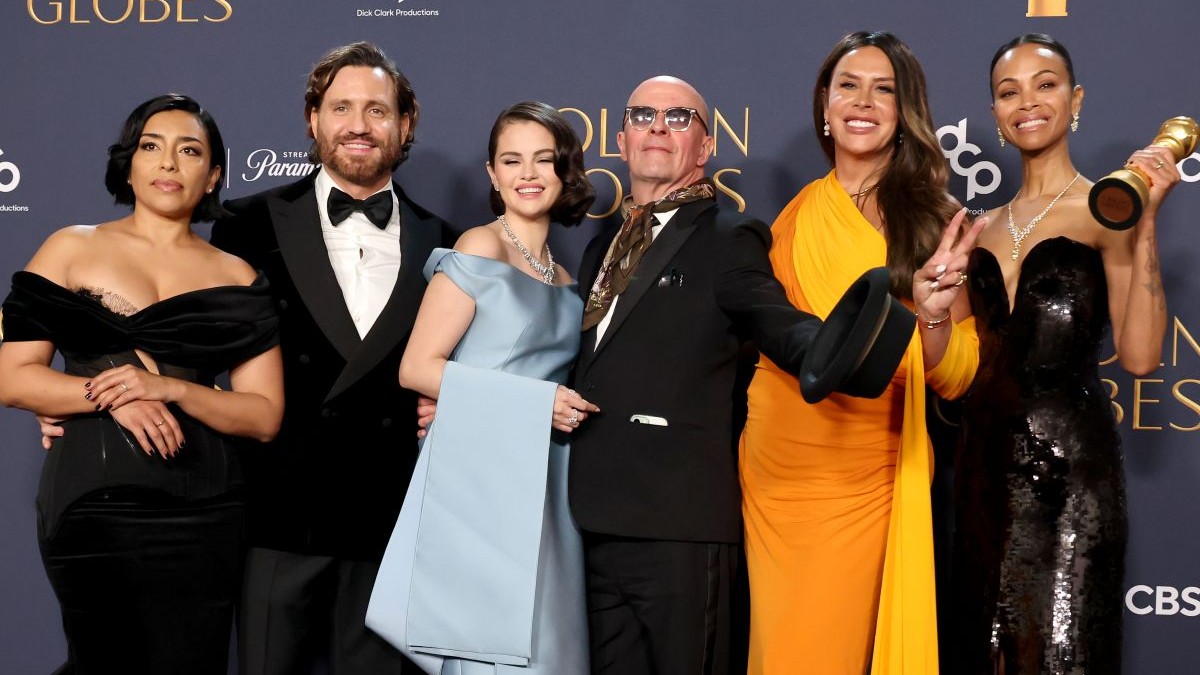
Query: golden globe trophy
[{"left": 1088, "top": 116, "right": 1199, "bottom": 230}]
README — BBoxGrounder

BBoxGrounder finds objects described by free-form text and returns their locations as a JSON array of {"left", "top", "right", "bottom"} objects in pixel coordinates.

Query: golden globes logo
[
  {"left": 27, "top": 0, "right": 233, "bottom": 24},
  {"left": 1104, "top": 317, "right": 1200, "bottom": 431},
  {"left": 1027, "top": 0, "right": 1068, "bottom": 17},
  {"left": 559, "top": 106, "right": 750, "bottom": 219}
]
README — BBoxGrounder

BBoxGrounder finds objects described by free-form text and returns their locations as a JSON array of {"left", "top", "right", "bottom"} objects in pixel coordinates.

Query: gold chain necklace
[{"left": 1005, "top": 172, "right": 1081, "bottom": 261}]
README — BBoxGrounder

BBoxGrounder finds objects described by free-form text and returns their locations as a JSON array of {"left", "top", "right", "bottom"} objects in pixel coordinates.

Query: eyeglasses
[{"left": 623, "top": 106, "right": 708, "bottom": 133}]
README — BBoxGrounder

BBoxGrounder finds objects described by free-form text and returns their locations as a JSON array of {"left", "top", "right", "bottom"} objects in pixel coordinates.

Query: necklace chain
[
  {"left": 498, "top": 214, "right": 555, "bottom": 284},
  {"left": 1006, "top": 172, "right": 1081, "bottom": 261},
  {"left": 849, "top": 183, "right": 878, "bottom": 199}
]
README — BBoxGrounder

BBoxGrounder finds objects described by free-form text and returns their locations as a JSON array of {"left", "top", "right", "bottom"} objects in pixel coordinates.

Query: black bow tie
[{"left": 327, "top": 187, "right": 393, "bottom": 229}]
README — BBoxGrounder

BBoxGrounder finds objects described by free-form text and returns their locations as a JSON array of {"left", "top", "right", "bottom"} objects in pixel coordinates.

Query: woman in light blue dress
[{"left": 367, "top": 101, "right": 598, "bottom": 674}]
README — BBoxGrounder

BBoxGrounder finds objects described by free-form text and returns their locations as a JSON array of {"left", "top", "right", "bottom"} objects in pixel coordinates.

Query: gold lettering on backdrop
[
  {"left": 177, "top": 0, "right": 198, "bottom": 22},
  {"left": 599, "top": 109, "right": 620, "bottom": 158},
  {"left": 28, "top": 0, "right": 230, "bottom": 23},
  {"left": 70, "top": 0, "right": 89, "bottom": 22},
  {"left": 1169, "top": 380, "right": 1200, "bottom": 432},
  {"left": 585, "top": 168, "right": 622, "bottom": 219},
  {"left": 1172, "top": 316, "right": 1200, "bottom": 366},
  {"left": 1026, "top": 0, "right": 1067, "bottom": 17},
  {"left": 713, "top": 168, "right": 747, "bottom": 213},
  {"left": 93, "top": 0, "right": 133, "bottom": 23},
  {"left": 559, "top": 108, "right": 593, "bottom": 153},
  {"left": 1132, "top": 379, "right": 1164, "bottom": 431},
  {"left": 27, "top": 0, "right": 63, "bottom": 23},
  {"left": 712, "top": 108, "right": 749, "bottom": 157},
  {"left": 141, "top": 0, "right": 169, "bottom": 22},
  {"left": 1102, "top": 379, "right": 1124, "bottom": 425},
  {"left": 206, "top": 0, "right": 231, "bottom": 21}
]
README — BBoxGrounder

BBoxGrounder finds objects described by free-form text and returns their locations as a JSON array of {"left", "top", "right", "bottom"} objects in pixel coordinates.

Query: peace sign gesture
[{"left": 912, "top": 208, "right": 986, "bottom": 325}]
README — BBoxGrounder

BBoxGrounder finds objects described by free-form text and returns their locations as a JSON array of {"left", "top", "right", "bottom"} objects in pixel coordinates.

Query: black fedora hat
[{"left": 799, "top": 267, "right": 916, "bottom": 404}]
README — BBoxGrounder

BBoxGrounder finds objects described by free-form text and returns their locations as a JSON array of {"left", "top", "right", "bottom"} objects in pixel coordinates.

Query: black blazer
[
  {"left": 568, "top": 198, "right": 821, "bottom": 543},
  {"left": 210, "top": 174, "right": 455, "bottom": 560}
]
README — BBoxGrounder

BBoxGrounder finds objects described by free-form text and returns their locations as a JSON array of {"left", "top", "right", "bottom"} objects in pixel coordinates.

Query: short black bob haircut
[
  {"left": 104, "top": 94, "right": 229, "bottom": 223},
  {"left": 487, "top": 101, "right": 595, "bottom": 227}
]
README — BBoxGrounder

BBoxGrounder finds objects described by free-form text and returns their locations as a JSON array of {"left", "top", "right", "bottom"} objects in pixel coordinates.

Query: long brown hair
[{"left": 812, "top": 31, "right": 958, "bottom": 299}]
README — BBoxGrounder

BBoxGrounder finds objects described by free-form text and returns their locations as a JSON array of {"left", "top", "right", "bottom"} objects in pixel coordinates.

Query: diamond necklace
[
  {"left": 498, "top": 214, "right": 555, "bottom": 284},
  {"left": 1006, "top": 172, "right": 1081, "bottom": 261}
]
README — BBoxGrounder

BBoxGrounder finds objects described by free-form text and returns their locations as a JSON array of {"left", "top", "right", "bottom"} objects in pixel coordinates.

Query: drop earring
[
  {"left": 997, "top": 127, "right": 1006, "bottom": 148},
  {"left": 823, "top": 120, "right": 830, "bottom": 137},
  {"left": 492, "top": 183, "right": 499, "bottom": 192},
  {"left": 1071, "top": 113, "right": 1079, "bottom": 133}
]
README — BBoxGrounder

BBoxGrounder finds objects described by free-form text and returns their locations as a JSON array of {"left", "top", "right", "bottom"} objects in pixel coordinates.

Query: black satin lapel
[
  {"left": 591, "top": 199, "right": 712, "bottom": 357},
  {"left": 326, "top": 196, "right": 438, "bottom": 402},
  {"left": 270, "top": 190, "right": 361, "bottom": 362}
]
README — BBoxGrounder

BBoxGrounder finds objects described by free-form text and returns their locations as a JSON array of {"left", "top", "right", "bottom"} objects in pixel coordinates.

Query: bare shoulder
[
  {"left": 210, "top": 248, "right": 260, "bottom": 286},
  {"left": 452, "top": 223, "right": 506, "bottom": 260},
  {"left": 23, "top": 225, "right": 99, "bottom": 282}
]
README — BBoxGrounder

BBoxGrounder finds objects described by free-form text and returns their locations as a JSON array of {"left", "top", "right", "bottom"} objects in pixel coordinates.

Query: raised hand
[{"left": 913, "top": 208, "right": 986, "bottom": 324}]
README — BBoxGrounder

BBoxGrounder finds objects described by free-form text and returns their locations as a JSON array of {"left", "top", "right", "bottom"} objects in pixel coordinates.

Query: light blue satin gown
[{"left": 367, "top": 249, "right": 589, "bottom": 675}]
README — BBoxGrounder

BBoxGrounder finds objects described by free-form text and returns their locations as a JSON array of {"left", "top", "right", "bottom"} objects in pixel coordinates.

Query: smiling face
[
  {"left": 309, "top": 65, "right": 410, "bottom": 196},
  {"left": 991, "top": 42, "right": 1082, "bottom": 152},
  {"left": 617, "top": 76, "right": 712, "bottom": 203},
  {"left": 128, "top": 110, "right": 220, "bottom": 219},
  {"left": 486, "top": 120, "right": 563, "bottom": 224},
  {"left": 823, "top": 46, "right": 899, "bottom": 167}
]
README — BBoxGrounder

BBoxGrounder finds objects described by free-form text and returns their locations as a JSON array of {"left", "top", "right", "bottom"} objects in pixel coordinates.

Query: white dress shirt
[
  {"left": 594, "top": 207, "right": 677, "bottom": 345},
  {"left": 314, "top": 168, "right": 402, "bottom": 339}
]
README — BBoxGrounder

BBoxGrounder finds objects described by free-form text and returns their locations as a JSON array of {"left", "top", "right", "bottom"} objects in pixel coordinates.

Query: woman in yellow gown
[{"left": 740, "top": 31, "right": 981, "bottom": 674}]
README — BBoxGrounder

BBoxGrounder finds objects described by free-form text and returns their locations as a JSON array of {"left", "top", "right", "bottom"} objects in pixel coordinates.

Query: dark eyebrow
[{"left": 140, "top": 132, "right": 204, "bottom": 144}]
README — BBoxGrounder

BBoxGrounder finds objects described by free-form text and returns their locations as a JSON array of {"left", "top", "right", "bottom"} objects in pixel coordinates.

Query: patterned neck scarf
[{"left": 582, "top": 178, "right": 715, "bottom": 330}]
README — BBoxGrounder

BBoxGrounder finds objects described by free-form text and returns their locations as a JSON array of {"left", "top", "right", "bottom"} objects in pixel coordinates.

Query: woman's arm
[
  {"left": 914, "top": 208, "right": 985, "bottom": 371},
  {"left": 1101, "top": 145, "right": 1179, "bottom": 376},
  {"left": 87, "top": 346, "right": 284, "bottom": 443},
  {"left": 398, "top": 272, "right": 477, "bottom": 399}
]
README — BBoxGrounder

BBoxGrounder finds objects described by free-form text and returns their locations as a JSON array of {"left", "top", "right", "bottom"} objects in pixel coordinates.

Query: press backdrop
[{"left": 2, "top": 1, "right": 1199, "bottom": 672}]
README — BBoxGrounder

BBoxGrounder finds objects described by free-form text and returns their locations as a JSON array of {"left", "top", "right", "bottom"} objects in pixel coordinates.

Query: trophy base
[{"left": 1089, "top": 175, "right": 1144, "bottom": 230}]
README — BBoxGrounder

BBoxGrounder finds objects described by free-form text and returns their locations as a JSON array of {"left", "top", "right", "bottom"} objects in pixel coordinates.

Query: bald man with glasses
[{"left": 567, "top": 75, "right": 824, "bottom": 675}]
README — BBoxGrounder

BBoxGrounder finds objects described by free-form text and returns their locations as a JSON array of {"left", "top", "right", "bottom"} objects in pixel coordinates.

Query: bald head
[
  {"left": 626, "top": 76, "right": 710, "bottom": 129},
  {"left": 619, "top": 75, "right": 713, "bottom": 203}
]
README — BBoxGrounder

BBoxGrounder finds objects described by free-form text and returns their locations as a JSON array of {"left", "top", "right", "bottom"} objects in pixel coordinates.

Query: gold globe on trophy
[{"left": 1088, "top": 116, "right": 1199, "bottom": 230}]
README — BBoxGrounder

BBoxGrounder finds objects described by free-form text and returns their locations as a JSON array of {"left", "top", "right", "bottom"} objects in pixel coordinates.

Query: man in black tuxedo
[
  {"left": 210, "top": 42, "right": 453, "bottom": 674},
  {"left": 568, "top": 76, "right": 823, "bottom": 675}
]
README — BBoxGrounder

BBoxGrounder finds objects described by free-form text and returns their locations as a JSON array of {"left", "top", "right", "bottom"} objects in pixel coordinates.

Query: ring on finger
[
  {"left": 120, "top": 382, "right": 129, "bottom": 392},
  {"left": 567, "top": 409, "right": 580, "bottom": 426},
  {"left": 567, "top": 389, "right": 578, "bottom": 398},
  {"left": 953, "top": 271, "right": 967, "bottom": 287},
  {"left": 155, "top": 420, "right": 165, "bottom": 427},
  {"left": 1154, "top": 160, "right": 1165, "bottom": 170}
]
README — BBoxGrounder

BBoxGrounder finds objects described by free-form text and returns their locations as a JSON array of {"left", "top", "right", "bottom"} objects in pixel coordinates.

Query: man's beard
[{"left": 317, "top": 132, "right": 402, "bottom": 187}]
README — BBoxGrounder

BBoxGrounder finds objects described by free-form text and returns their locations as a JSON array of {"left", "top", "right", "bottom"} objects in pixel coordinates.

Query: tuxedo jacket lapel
[
  {"left": 590, "top": 199, "right": 713, "bottom": 358},
  {"left": 327, "top": 187, "right": 440, "bottom": 402},
  {"left": 270, "top": 182, "right": 361, "bottom": 362}
]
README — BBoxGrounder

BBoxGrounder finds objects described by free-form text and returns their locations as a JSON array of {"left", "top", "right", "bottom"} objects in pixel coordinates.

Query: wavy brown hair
[{"left": 812, "top": 31, "right": 958, "bottom": 299}]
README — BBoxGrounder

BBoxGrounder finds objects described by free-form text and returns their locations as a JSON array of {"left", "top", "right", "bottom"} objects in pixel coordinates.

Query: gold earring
[
  {"left": 1071, "top": 113, "right": 1079, "bottom": 133},
  {"left": 997, "top": 127, "right": 1006, "bottom": 148}
]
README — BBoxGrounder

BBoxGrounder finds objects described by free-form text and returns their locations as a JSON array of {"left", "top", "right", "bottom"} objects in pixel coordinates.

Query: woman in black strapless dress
[
  {"left": 0, "top": 95, "right": 283, "bottom": 674},
  {"left": 948, "top": 35, "right": 1181, "bottom": 674}
]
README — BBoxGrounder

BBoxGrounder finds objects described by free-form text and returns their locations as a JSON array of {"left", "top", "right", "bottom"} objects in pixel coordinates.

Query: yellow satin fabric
[{"left": 740, "top": 171, "right": 976, "bottom": 675}]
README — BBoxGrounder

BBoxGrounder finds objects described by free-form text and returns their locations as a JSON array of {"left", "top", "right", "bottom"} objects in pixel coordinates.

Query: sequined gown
[{"left": 952, "top": 237, "right": 1126, "bottom": 674}]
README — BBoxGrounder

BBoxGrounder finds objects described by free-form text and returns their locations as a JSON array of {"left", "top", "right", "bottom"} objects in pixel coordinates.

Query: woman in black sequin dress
[
  {"left": 0, "top": 95, "right": 283, "bottom": 674},
  {"left": 950, "top": 34, "right": 1180, "bottom": 674}
]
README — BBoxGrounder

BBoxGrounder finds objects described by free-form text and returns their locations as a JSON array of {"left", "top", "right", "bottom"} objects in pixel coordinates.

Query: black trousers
[
  {"left": 39, "top": 488, "right": 245, "bottom": 675},
  {"left": 238, "top": 547, "right": 414, "bottom": 675},
  {"left": 584, "top": 534, "right": 739, "bottom": 675}
]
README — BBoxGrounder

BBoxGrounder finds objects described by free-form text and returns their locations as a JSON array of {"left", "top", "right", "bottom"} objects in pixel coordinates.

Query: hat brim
[{"left": 798, "top": 267, "right": 916, "bottom": 404}]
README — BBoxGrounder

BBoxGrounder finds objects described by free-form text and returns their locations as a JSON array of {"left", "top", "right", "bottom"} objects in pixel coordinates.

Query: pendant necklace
[
  {"left": 499, "top": 214, "right": 555, "bottom": 284},
  {"left": 1006, "top": 172, "right": 1080, "bottom": 261}
]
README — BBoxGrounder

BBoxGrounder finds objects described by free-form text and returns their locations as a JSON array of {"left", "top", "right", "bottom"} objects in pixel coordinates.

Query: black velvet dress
[
  {"left": 2, "top": 271, "right": 278, "bottom": 674},
  {"left": 952, "top": 237, "right": 1127, "bottom": 675}
]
